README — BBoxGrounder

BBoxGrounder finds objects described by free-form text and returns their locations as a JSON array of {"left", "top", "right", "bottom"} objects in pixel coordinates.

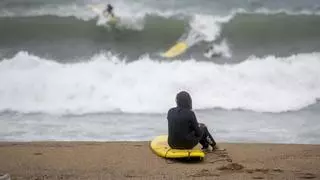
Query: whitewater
[
  {"left": 0, "top": 51, "right": 320, "bottom": 114},
  {"left": 1, "top": 0, "right": 320, "bottom": 143}
]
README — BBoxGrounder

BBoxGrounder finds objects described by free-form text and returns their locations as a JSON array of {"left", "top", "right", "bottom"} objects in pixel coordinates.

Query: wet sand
[{"left": 0, "top": 142, "right": 319, "bottom": 179}]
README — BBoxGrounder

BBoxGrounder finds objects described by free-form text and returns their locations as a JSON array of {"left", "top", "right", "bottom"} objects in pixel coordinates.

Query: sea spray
[{"left": 0, "top": 51, "right": 319, "bottom": 114}]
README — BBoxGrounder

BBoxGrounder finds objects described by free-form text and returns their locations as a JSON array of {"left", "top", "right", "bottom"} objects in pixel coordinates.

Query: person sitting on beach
[
  {"left": 103, "top": 4, "right": 115, "bottom": 18},
  {"left": 167, "top": 91, "right": 218, "bottom": 151}
]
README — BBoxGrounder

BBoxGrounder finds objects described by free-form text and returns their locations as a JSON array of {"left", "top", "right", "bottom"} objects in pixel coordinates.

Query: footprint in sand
[
  {"left": 246, "top": 168, "right": 284, "bottom": 174},
  {"left": 189, "top": 169, "right": 220, "bottom": 177},
  {"left": 208, "top": 149, "right": 232, "bottom": 164},
  {"left": 217, "top": 163, "right": 244, "bottom": 171},
  {"left": 296, "top": 172, "right": 317, "bottom": 179},
  {"left": 252, "top": 176, "right": 264, "bottom": 179},
  {"left": 0, "top": 174, "right": 10, "bottom": 180}
]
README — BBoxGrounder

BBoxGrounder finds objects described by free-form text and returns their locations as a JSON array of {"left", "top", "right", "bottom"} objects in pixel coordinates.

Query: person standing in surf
[
  {"left": 103, "top": 4, "right": 115, "bottom": 18},
  {"left": 167, "top": 91, "right": 219, "bottom": 151}
]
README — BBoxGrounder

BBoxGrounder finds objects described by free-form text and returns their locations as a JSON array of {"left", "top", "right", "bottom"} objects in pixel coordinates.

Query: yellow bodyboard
[
  {"left": 150, "top": 135, "right": 205, "bottom": 159},
  {"left": 107, "top": 16, "right": 118, "bottom": 25},
  {"left": 162, "top": 42, "right": 188, "bottom": 58}
]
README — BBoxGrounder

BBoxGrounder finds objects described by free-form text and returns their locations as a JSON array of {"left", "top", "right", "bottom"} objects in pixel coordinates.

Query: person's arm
[{"left": 190, "top": 111, "right": 202, "bottom": 137}]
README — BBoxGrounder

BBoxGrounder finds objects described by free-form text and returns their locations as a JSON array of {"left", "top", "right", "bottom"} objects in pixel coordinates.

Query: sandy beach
[{"left": 0, "top": 141, "right": 319, "bottom": 180}]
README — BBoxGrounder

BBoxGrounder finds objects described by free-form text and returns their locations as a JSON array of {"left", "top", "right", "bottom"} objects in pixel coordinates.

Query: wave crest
[{"left": 0, "top": 51, "right": 319, "bottom": 114}]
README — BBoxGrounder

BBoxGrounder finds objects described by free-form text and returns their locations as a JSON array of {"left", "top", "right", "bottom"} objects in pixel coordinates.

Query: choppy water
[{"left": 0, "top": 0, "right": 319, "bottom": 143}]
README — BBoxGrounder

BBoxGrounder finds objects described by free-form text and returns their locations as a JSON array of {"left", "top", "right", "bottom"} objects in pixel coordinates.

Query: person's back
[
  {"left": 167, "top": 91, "right": 202, "bottom": 149},
  {"left": 168, "top": 107, "right": 200, "bottom": 149},
  {"left": 167, "top": 91, "right": 218, "bottom": 151}
]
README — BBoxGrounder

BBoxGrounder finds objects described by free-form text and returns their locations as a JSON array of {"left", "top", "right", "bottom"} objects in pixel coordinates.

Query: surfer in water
[
  {"left": 205, "top": 46, "right": 222, "bottom": 58},
  {"left": 103, "top": 4, "right": 115, "bottom": 18},
  {"left": 167, "top": 91, "right": 220, "bottom": 151}
]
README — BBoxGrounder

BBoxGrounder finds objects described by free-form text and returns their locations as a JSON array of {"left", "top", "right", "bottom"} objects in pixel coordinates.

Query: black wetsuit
[
  {"left": 167, "top": 91, "right": 216, "bottom": 149},
  {"left": 167, "top": 107, "right": 202, "bottom": 149},
  {"left": 104, "top": 4, "right": 114, "bottom": 17}
]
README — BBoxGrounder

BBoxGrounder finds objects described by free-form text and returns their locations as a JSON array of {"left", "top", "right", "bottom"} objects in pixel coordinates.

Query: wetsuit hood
[{"left": 175, "top": 91, "right": 192, "bottom": 109}]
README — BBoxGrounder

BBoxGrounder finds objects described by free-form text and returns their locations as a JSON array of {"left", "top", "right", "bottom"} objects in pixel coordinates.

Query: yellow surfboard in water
[
  {"left": 150, "top": 135, "right": 205, "bottom": 159},
  {"left": 162, "top": 42, "right": 188, "bottom": 58},
  {"left": 107, "top": 16, "right": 118, "bottom": 25}
]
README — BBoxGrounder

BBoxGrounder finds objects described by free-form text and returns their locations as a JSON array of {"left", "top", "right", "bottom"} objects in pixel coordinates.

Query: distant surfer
[
  {"left": 204, "top": 46, "right": 222, "bottom": 58},
  {"left": 103, "top": 4, "right": 115, "bottom": 18},
  {"left": 204, "top": 40, "right": 232, "bottom": 58},
  {"left": 167, "top": 91, "right": 221, "bottom": 151}
]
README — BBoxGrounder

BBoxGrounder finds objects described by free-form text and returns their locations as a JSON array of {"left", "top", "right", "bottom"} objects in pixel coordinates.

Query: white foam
[
  {"left": 2, "top": 2, "right": 320, "bottom": 31},
  {"left": 0, "top": 2, "right": 146, "bottom": 30},
  {"left": 2, "top": 3, "right": 320, "bottom": 40},
  {"left": 253, "top": 7, "right": 320, "bottom": 16},
  {"left": 204, "top": 39, "right": 232, "bottom": 58},
  {"left": 184, "top": 7, "right": 320, "bottom": 45},
  {"left": 189, "top": 14, "right": 233, "bottom": 42},
  {"left": 178, "top": 13, "right": 233, "bottom": 54},
  {"left": 0, "top": 3, "right": 94, "bottom": 20},
  {"left": 181, "top": 8, "right": 320, "bottom": 54},
  {"left": 0, "top": 51, "right": 320, "bottom": 114}
]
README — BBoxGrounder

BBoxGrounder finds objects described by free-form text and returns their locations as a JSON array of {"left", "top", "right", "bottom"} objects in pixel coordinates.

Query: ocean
[{"left": 0, "top": 0, "right": 320, "bottom": 143}]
